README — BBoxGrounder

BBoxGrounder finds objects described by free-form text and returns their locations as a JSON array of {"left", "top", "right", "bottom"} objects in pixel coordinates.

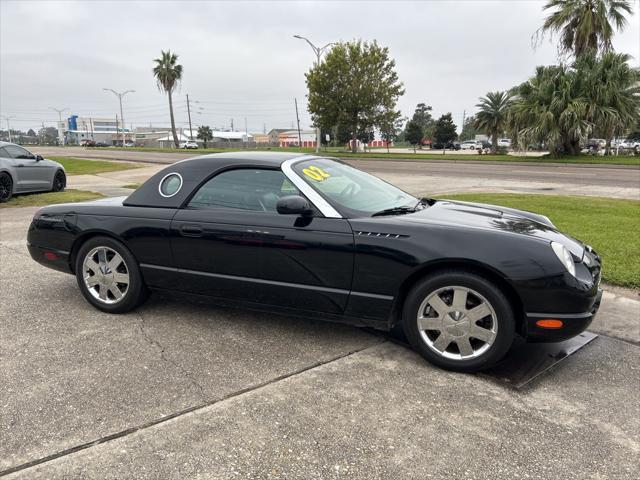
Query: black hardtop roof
[
  {"left": 177, "top": 151, "right": 308, "bottom": 168},
  {"left": 123, "top": 152, "right": 320, "bottom": 208}
]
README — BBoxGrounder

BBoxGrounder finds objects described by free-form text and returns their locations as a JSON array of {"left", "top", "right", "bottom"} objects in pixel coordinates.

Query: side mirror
[
  {"left": 35, "top": 154, "right": 44, "bottom": 161},
  {"left": 276, "top": 195, "right": 312, "bottom": 216}
]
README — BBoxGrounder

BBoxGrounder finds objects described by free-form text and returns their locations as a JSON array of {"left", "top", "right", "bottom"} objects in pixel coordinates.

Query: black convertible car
[{"left": 28, "top": 152, "right": 602, "bottom": 371}]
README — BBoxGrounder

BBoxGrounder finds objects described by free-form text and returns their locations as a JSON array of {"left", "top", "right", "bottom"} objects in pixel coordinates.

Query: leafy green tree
[
  {"left": 475, "top": 91, "right": 513, "bottom": 154},
  {"left": 405, "top": 120, "right": 424, "bottom": 152},
  {"left": 379, "top": 111, "right": 405, "bottom": 153},
  {"left": 404, "top": 103, "right": 435, "bottom": 143},
  {"left": 27, "top": 128, "right": 36, "bottom": 137},
  {"left": 576, "top": 51, "right": 640, "bottom": 154},
  {"left": 153, "top": 50, "right": 183, "bottom": 148},
  {"left": 38, "top": 127, "right": 59, "bottom": 145},
  {"left": 197, "top": 125, "right": 213, "bottom": 148},
  {"left": 434, "top": 113, "right": 458, "bottom": 147},
  {"left": 459, "top": 115, "right": 478, "bottom": 141},
  {"left": 536, "top": 0, "right": 633, "bottom": 57},
  {"left": 306, "top": 40, "right": 404, "bottom": 153}
]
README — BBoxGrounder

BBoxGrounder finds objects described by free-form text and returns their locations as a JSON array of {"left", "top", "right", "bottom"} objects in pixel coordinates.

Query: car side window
[
  {"left": 3, "top": 145, "right": 35, "bottom": 159},
  {"left": 188, "top": 168, "right": 301, "bottom": 212},
  {"left": 0, "top": 147, "right": 9, "bottom": 158}
]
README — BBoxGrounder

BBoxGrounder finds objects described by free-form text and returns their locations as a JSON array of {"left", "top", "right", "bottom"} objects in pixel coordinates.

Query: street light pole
[
  {"left": 103, "top": 88, "right": 135, "bottom": 146},
  {"left": 49, "top": 107, "right": 67, "bottom": 145},
  {"left": 186, "top": 94, "right": 193, "bottom": 141},
  {"left": 2, "top": 116, "right": 15, "bottom": 142},
  {"left": 293, "top": 35, "right": 335, "bottom": 153}
]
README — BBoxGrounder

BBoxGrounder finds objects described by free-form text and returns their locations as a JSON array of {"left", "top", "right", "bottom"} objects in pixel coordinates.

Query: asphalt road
[
  {"left": 32, "top": 147, "right": 640, "bottom": 193},
  {"left": 1, "top": 206, "right": 639, "bottom": 479}
]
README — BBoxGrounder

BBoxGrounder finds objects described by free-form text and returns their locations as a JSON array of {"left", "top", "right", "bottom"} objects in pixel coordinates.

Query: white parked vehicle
[
  {"left": 497, "top": 138, "right": 511, "bottom": 148},
  {"left": 619, "top": 139, "right": 639, "bottom": 149},
  {"left": 460, "top": 140, "right": 480, "bottom": 150},
  {"left": 180, "top": 141, "right": 199, "bottom": 149}
]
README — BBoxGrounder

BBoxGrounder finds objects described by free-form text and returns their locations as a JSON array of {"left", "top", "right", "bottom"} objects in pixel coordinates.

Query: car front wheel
[
  {"left": 402, "top": 270, "right": 515, "bottom": 372},
  {"left": 75, "top": 236, "right": 149, "bottom": 313},
  {"left": 52, "top": 170, "right": 66, "bottom": 192},
  {"left": 0, "top": 172, "right": 13, "bottom": 203}
]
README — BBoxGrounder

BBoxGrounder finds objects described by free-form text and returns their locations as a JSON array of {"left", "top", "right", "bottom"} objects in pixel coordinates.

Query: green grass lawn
[
  {"left": 1, "top": 189, "right": 104, "bottom": 209},
  {"left": 48, "top": 156, "right": 141, "bottom": 175},
  {"left": 441, "top": 193, "right": 640, "bottom": 289},
  {"left": 121, "top": 183, "right": 141, "bottom": 190},
  {"left": 101, "top": 146, "right": 640, "bottom": 166}
]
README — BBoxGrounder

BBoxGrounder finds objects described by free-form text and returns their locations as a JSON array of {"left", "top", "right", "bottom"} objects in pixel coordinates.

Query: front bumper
[{"left": 525, "top": 288, "right": 603, "bottom": 342}]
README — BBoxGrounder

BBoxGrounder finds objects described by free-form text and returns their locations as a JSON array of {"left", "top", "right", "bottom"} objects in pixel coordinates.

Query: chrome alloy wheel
[
  {"left": 82, "top": 246, "right": 130, "bottom": 304},
  {"left": 417, "top": 286, "right": 498, "bottom": 360}
]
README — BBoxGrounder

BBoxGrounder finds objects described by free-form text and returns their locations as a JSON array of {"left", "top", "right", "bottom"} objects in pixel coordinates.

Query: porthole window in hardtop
[
  {"left": 159, "top": 173, "right": 183, "bottom": 197},
  {"left": 188, "top": 168, "right": 300, "bottom": 212}
]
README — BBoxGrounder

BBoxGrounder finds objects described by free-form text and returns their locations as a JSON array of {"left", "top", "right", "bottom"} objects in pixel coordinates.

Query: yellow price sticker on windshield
[{"left": 303, "top": 166, "right": 331, "bottom": 181}]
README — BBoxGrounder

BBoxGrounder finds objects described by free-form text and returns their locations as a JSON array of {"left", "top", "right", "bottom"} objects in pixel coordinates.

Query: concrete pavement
[{"left": 1, "top": 205, "right": 639, "bottom": 478}]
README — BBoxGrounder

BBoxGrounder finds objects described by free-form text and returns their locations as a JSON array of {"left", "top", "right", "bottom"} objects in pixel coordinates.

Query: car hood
[{"left": 397, "top": 200, "right": 585, "bottom": 258}]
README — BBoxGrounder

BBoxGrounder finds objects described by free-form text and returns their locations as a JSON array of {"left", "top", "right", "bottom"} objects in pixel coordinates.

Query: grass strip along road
[
  {"left": 0, "top": 189, "right": 104, "bottom": 208},
  {"left": 48, "top": 156, "right": 141, "bottom": 175},
  {"left": 444, "top": 193, "right": 640, "bottom": 289},
  {"left": 80, "top": 146, "right": 640, "bottom": 166}
]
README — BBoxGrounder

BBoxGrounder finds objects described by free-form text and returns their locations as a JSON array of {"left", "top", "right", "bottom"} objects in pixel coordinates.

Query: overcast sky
[{"left": 1, "top": 0, "right": 639, "bottom": 133}]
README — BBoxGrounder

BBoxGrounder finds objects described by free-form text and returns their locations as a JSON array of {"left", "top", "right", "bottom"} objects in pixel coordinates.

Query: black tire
[
  {"left": 402, "top": 269, "right": 515, "bottom": 372},
  {"left": 0, "top": 172, "right": 13, "bottom": 203},
  {"left": 52, "top": 170, "right": 66, "bottom": 192},
  {"left": 75, "top": 236, "right": 149, "bottom": 313}
]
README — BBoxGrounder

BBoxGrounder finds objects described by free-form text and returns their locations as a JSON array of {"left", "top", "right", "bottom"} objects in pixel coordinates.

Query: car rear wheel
[
  {"left": 52, "top": 170, "right": 66, "bottom": 192},
  {"left": 402, "top": 270, "right": 515, "bottom": 372},
  {"left": 0, "top": 172, "right": 12, "bottom": 203},
  {"left": 75, "top": 236, "right": 149, "bottom": 313}
]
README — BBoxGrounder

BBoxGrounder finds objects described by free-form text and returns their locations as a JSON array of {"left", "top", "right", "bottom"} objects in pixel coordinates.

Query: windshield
[{"left": 293, "top": 158, "right": 417, "bottom": 217}]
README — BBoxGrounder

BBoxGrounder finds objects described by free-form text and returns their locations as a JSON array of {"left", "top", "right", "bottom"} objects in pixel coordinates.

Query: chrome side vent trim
[{"left": 355, "top": 231, "right": 408, "bottom": 239}]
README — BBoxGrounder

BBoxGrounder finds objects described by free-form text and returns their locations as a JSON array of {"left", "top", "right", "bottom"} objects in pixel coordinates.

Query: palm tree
[
  {"left": 536, "top": 0, "right": 633, "bottom": 57},
  {"left": 509, "top": 65, "right": 591, "bottom": 156},
  {"left": 153, "top": 50, "right": 183, "bottom": 148},
  {"left": 474, "top": 91, "right": 512, "bottom": 154},
  {"left": 577, "top": 52, "right": 640, "bottom": 154},
  {"left": 197, "top": 125, "right": 213, "bottom": 148}
]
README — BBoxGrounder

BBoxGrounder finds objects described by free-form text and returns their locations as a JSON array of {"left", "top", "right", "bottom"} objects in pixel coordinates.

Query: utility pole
[
  {"left": 186, "top": 94, "right": 193, "bottom": 140},
  {"left": 103, "top": 88, "right": 135, "bottom": 146},
  {"left": 2, "top": 116, "right": 15, "bottom": 142},
  {"left": 230, "top": 118, "right": 234, "bottom": 132},
  {"left": 244, "top": 117, "right": 248, "bottom": 146},
  {"left": 461, "top": 110, "right": 466, "bottom": 139},
  {"left": 293, "top": 34, "right": 335, "bottom": 153},
  {"left": 294, "top": 98, "right": 302, "bottom": 148},
  {"left": 49, "top": 107, "right": 67, "bottom": 145},
  {"left": 115, "top": 114, "right": 119, "bottom": 146}
]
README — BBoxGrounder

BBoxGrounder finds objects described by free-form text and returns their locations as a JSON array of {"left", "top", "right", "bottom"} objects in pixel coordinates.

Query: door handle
[{"left": 180, "top": 224, "right": 203, "bottom": 237}]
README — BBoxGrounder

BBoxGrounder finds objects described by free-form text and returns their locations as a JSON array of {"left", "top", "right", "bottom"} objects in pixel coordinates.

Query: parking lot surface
[{"left": 1, "top": 206, "right": 639, "bottom": 478}]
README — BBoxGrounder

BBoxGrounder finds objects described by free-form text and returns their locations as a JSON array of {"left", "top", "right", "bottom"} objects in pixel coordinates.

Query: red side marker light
[
  {"left": 43, "top": 251, "right": 58, "bottom": 261},
  {"left": 536, "top": 319, "right": 564, "bottom": 329}
]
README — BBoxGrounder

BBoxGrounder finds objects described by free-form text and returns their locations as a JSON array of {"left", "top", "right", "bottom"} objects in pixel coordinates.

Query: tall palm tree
[
  {"left": 577, "top": 52, "right": 640, "bottom": 154},
  {"left": 474, "top": 91, "right": 512, "bottom": 154},
  {"left": 536, "top": 0, "right": 633, "bottom": 57},
  {"left": 153, "top": 50, "right": 183, "bottom": 148}
]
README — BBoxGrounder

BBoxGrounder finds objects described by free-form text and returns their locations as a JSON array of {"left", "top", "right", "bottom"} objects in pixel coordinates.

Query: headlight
[{"left": 551, "top": 241, "right": 576, "bottom": 277}]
